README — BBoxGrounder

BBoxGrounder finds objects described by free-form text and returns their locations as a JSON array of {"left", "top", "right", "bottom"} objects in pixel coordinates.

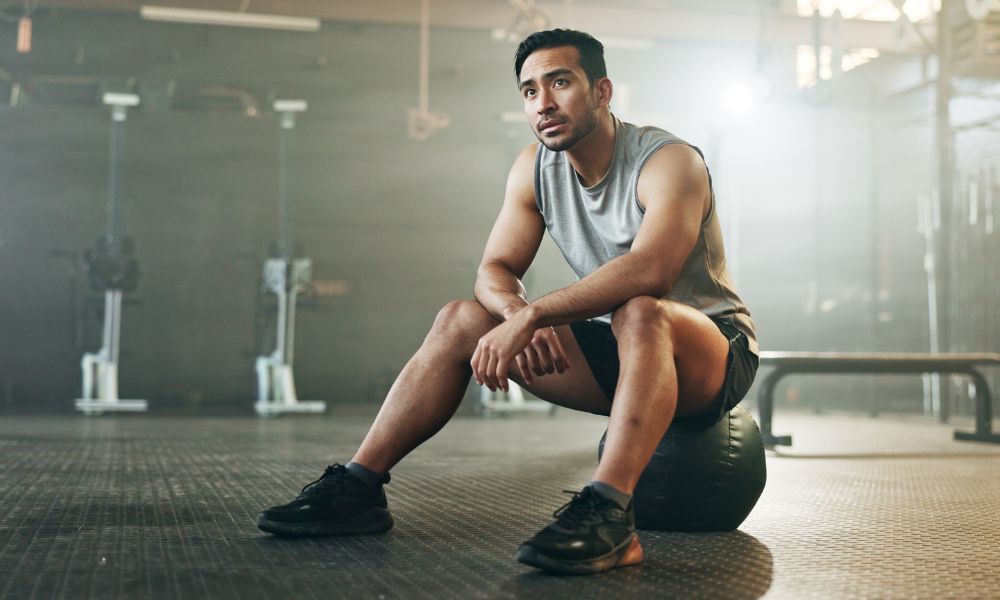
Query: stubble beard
[{"left": 535, "top": 98, "right": 600, "bottom": 152}]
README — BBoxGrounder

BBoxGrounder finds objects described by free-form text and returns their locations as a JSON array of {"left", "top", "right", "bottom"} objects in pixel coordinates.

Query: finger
[
  {"left": 534, "top": 339, "right": 556, "bottom": 374},
  {"left": 496, "top": 356, "right": 510, "bottom": 392},
  {"left": 531, "top": 332, "right": 555, "bottom": 374},
  {"left": 485, "top": 353, "right": 499, "bottom": 391},
  {"left": 470, "top": 343, "right": 483, "bottom": 386},
  {"left": 547, "top": 328, "right": 571, "bottom": 372},
  {"left": 516, "top": 353, "right": 533, "bottom": 385},
  {"left": 478, "top": 344, "right": 494, "bottom": 390},
  {"left": 524, "top": 345, "right": 545, "bottom": 377}
]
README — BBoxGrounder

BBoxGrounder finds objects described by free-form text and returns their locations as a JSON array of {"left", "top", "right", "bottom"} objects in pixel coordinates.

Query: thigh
[
  {"left": 656, "top": 301, "right": 732, "bottom": 419},
  {"left": 669, "top": 313, "right": 758, "bottom": 428},
  {"left": 505, "top": 324, "right": 613, "bottom": 416},
  {"left": 609, "top": 298, "right": 731, "bottom": 419}
]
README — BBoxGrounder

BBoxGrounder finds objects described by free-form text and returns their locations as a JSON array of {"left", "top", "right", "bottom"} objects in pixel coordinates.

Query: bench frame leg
[
  {"left": 953, "top": 369, "right": 1000, "bottom": 444},
  {"left": 758, "top": 368, "right": 792, "bottom": 447}
]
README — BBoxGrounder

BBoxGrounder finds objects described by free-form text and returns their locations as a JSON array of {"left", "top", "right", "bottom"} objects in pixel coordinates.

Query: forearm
[
  {"left": 474, "top": 260, "right": 530, "bottom": 321},
  {"left": 523, "top": 252, "right": 666, "bottom": 328}
]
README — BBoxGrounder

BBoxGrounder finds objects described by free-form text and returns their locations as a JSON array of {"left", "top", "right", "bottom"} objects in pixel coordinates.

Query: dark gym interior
[{"left": 2, "top": 1, "right": 998, "bottom": 599}]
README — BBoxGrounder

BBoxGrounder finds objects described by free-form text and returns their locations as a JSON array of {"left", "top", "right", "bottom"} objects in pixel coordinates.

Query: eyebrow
[{"left": 519, "top": 68, "right": 575, "bottom": 90}]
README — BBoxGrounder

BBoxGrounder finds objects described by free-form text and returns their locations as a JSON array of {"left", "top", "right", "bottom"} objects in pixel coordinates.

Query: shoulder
[
  {"left": 636, "top": 143, "right": 709, "bottom": 209},
  {"left": 508, "top": 142, "right": 539, "bottom": 182},
  {"left": 639, "top": 143, "right": 707, "bottom": 186},
  {"left": 515, "top": 142, "right": 539, "bottom": 168},
  {"left": 620, "top": 121, "right": 693, "bottom": 176},
  {"left": 505, "top": 143, "right": 540, "bottom": 206},
  {"left": 641, "top": 142, "right": 704, "bottom": 173}
]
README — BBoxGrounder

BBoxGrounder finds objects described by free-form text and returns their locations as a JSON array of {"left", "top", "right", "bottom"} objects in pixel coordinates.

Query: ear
[{"left": 594, "top": 77, "right": 613, "bottom": 108}]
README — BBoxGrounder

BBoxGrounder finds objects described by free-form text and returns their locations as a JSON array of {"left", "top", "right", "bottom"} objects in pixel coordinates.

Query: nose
[{"left": 535, "top": 88, "right": 557, "bottom": 115}]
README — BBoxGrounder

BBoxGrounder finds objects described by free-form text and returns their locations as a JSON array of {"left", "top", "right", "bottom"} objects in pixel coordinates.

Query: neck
[{"left": 565, "top": 111, "right": 616, "bottom": 188}]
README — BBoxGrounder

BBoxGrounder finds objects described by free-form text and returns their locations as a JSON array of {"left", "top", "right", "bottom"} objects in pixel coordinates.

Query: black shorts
[{"left": 568, "top": 314, "right": 759, "bottom": 430}]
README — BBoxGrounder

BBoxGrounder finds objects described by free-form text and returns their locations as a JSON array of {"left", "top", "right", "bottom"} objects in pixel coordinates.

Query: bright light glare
[
  {"left": 842, "top": 47, "right": 881, "bottom": 71},
  {"left": 724, "top": 83, "right": 754, "bottom": 114},
  {"left": 797, "top": 45, "right": 880, "bottom": 89},
  {"left": 796, "top": 0, "right": 938, "bottom": 22}
]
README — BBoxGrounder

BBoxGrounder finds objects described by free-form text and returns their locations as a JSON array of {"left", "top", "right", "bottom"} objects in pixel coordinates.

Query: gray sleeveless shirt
[{"left": 534, "top": 117, "right": 758, "bottom": 355}]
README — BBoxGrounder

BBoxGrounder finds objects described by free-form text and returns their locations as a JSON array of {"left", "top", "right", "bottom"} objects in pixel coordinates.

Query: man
[{"left": 257, "top": 29, "right": 759, "bottom": 575}]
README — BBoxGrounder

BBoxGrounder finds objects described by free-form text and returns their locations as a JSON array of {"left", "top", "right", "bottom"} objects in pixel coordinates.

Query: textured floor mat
[{"left": 0, "top": 408, "right": 997, "bottom": 599}]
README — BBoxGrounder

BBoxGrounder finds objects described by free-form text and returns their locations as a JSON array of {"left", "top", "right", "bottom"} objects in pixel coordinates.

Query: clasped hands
[{"left": 471, "top": 305, "right": 571, "bottom": 392}]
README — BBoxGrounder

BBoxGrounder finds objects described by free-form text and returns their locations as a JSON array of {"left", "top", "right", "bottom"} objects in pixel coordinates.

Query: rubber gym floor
[{"left": 1, "top": 407, "right": 998, "bottom": 600}]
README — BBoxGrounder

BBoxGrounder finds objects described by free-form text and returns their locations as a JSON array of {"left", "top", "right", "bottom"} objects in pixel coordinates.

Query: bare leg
[
  {"left": 351, "top": 299, "right": 616, "bottom": 472},
  {"left": 351, "top": 295, "right": 729, "bottom": 487},
  {"left": 593, "top": 296, "right": 730, "bottom": 494},
  {"left": 351, "top": 300, "right": 495, "bottom": 473},
  {"left": 352, "top": 300, "right": 624, "bottom": 473}
]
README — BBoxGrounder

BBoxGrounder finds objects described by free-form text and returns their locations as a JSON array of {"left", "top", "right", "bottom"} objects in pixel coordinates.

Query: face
[{"left": 518, "top": 45, "right": 604, "bottom": 152}]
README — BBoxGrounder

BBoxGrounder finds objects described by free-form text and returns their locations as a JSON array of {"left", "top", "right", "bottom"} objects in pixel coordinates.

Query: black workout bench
[{"left": 756, "top": 352, "right": 1000, "bottom": 447}]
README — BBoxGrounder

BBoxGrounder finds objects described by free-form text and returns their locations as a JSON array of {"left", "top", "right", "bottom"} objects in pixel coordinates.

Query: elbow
[
  {"left": 473, "top": 271, "right": 488, "bottom": 300},
  {"left": 474, "top": 265, "right": 497, "bottom": 300},
  {"left": 475, "top": 261, "right": 494, "bottom": 282},
  {"left": 647, "top": 277, "right": 672, "bottom": 299},
  {"left": 651, "top": 265, "right": 678, "bottom": 298},
  {"left": 473, "top": 260, "right": 506, "bottom": 299},
  {"left": 633, "top": 256, "right": 673, "bottom": 298}
]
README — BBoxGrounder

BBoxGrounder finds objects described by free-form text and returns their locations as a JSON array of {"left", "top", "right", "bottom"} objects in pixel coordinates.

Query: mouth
[{"left": 538, "top": 119, "right": 566, "bottom": 134}]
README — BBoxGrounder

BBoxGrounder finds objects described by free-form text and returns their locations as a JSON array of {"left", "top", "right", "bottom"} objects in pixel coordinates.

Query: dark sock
[
  {"left": 588, "top": 480, "right": 632, "bottom": 510},
  {"left": 345, "top": 461, "right": 385, "bottom": 487}
]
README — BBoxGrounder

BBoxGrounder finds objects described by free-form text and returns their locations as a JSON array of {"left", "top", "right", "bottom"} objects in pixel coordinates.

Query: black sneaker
[
  {"left": 517, "top": 486, "right": 644, "bottom": 574},
  {"left": 256, "top": 464, "right": 394, "bottom": 536}
]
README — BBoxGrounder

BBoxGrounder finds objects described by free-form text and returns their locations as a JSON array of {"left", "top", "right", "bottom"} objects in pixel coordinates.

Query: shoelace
[
  {"left": 300, "top": 463, "right": 349, "bottom": 497},
  {"left": 552, "top": 488, "right": 604, "bottom": 530}
]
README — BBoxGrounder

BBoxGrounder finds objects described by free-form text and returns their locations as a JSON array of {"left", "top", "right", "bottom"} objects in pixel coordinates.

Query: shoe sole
[
  {"left": 256, "top": 507, "right": 394, "bottom": 537},
  {"left": 516, "top": 534, "right": 644, "bottom": 575}
]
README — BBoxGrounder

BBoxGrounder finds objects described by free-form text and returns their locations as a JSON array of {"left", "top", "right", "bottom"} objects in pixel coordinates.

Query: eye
[
  {"left": 523, "top": 88, "right": 536, "bottom": 98},
  {"left": 554, "top": 79, "right": 568, "bottom": 87}
]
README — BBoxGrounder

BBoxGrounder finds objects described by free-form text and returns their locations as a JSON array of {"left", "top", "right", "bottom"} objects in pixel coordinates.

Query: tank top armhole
[
  {"left": 533, "top": 144, "right": 544, "bottom": 213},
  {"left": 687, "top": 143, "right": 716, "bottom": 226}
]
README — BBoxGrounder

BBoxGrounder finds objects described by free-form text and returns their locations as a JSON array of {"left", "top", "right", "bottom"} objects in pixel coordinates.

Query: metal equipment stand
[
  {"left": 254, "top": 100, "right": 326, "bottom": 417},
  {"left": 76, "top": 93, "right": 147, "bottom": 414}
]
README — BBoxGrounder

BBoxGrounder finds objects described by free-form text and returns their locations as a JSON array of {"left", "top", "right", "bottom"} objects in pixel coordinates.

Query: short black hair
[{"left": 514, "top": 29, "right": 606, "bottom": 85}]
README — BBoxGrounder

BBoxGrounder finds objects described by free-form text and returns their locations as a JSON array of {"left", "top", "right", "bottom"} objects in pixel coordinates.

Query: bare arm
[
  {"left": 522, "top": 143, "right": 709, "bottom": 328},
  {"left": 470, "top": 143, "right": 575, "bottom": 389},
  {"left": 474, "top": 143, "right": 545, "bottom": 321}
]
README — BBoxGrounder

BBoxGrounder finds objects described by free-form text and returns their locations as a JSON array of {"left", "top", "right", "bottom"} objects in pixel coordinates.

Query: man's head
[{"left": 514, "top": 29, "right": 612, "bottom": 152}]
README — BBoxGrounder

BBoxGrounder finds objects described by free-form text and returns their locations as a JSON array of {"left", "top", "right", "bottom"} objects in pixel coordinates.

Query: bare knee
[
  {"left": 611, "top": 296, "right": 673, "bottom": 340},
  {"left": 428, "top": 300, "right": 497, "bottom": 347}
]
